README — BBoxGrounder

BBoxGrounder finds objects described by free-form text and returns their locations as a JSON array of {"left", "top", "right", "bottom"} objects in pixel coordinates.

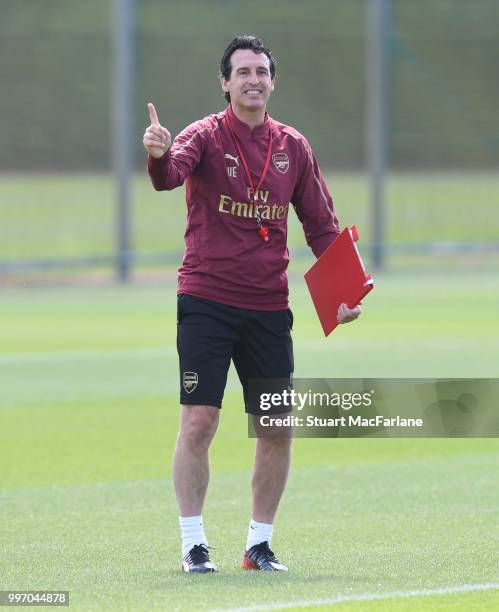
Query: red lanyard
[{"left": 225, "top": 111, "right": 273, "bottom": 242}]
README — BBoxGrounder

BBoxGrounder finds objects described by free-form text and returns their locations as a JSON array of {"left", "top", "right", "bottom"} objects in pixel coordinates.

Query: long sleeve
[
  {"left": 147, "top": 121, "right": 206, "bottom": 191},
  {"left": 291, "top": 138, "right": 340, "bottom": 257}
]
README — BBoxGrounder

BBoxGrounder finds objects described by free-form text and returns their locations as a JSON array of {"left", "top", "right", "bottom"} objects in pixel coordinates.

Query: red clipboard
[{"left": 304, "top": 226, "right": 374, "bottom": 336}]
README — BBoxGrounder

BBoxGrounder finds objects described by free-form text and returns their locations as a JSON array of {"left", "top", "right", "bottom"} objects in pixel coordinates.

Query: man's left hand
[{"left": 337, "top": 302, "right": 361, "bottom": 324}]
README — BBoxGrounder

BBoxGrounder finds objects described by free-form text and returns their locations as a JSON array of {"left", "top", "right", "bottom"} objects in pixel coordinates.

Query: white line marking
[
  {"left": 211, "top": 582, "right": 499, "bottom": 612},
  {"left": 0, "top": 346, "right": 175, "bottom": 364}
]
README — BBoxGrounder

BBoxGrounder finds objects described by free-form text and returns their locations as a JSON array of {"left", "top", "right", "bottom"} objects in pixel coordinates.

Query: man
[{"left": 143, "top": 35, "right": 361, "bottom": 573}]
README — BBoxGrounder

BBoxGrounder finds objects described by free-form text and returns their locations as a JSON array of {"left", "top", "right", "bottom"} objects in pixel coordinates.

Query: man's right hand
[{"left": 143, "top": 102, "right": 171, "bottom": 159}]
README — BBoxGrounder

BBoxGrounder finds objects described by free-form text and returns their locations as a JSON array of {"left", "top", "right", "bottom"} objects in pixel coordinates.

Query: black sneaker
[
  {"left": 242, "top": 541, "right": 288, "bottom": 571},
  {"left": 182, "top": 544, "right": 218, "bottom": 573}
]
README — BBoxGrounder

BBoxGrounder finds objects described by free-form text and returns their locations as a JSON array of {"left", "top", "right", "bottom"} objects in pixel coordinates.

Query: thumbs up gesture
[{"left": 143, "top": 103, "right": 171, "bottom": 159}]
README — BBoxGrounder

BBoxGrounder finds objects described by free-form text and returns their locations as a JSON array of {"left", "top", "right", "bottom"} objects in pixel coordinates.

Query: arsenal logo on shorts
[
  {"left": 272, "top": 152, "right": 289, "bottom": 174},
  {"left": 183, "top": 371, "right": 198, "bottom": 393}
]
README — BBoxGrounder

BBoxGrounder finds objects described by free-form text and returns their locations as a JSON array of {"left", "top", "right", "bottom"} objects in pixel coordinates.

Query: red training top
[{"left": 148, "top": 105, "right": 340, "bottom": 310}]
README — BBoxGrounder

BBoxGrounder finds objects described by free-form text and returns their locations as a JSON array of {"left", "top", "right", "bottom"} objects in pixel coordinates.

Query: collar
[{"left": 225, "top": 104, "right": 271, "bottom": 141}]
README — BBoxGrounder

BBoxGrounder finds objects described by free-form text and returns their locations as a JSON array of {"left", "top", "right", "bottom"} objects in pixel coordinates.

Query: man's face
[{"left": 220, "top": 49, "right": 275, "bottom": 111}]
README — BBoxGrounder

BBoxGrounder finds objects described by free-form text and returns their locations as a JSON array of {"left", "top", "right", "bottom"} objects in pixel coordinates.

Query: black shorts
[{"left": 177, "top": 293, "right": 294, "bottom": 413}]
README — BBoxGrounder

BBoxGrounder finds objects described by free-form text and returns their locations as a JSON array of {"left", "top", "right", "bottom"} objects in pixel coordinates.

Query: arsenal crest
[
  {"left": 272, "top": 152, "right": 289, "bottom": 174},
  {"left": 183, "top": 371, "right": 198, "bottom": 393}
]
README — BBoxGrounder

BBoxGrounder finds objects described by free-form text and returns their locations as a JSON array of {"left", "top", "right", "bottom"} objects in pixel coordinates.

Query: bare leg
[
  {"left": 173, "top": 405, "right": 219, "bottom": 516},
  {"left": 251, "top": 434, "right": 292, "bottom": 523}
]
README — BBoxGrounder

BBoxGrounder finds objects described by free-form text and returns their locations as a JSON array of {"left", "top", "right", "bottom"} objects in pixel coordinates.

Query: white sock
[
  {"left": 179, "top": 515, "right": 208, "bottom": 558},
  {"left": 246, "top": 519, "right": 273, "bottom": 551}
]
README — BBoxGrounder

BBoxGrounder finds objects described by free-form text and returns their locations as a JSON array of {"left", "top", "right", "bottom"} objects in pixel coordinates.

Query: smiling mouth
[{"left": 244, "top": 90, "right": 262, "bottom": 95}]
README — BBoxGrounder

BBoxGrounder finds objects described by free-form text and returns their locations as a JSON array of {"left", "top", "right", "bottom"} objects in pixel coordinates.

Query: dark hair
[{"left": 220, "top": 35, "right": 277, "bottom": 103}]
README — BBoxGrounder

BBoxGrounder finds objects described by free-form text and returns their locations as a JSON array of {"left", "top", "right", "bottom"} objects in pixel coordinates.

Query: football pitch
[
  {"left": 1, "top": 270, "right": 498, "bottom": 611},
  {"left": 1, "top": 172, "right": 498, "bottom": 261}
]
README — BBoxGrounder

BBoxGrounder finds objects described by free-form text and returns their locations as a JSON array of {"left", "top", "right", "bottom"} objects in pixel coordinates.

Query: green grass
[
  {"left": 1, "top": 172, "right": 498, "bottom": 260},
  {"left": 1, "top": 272, "right": 498, "bottom": 610}
]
